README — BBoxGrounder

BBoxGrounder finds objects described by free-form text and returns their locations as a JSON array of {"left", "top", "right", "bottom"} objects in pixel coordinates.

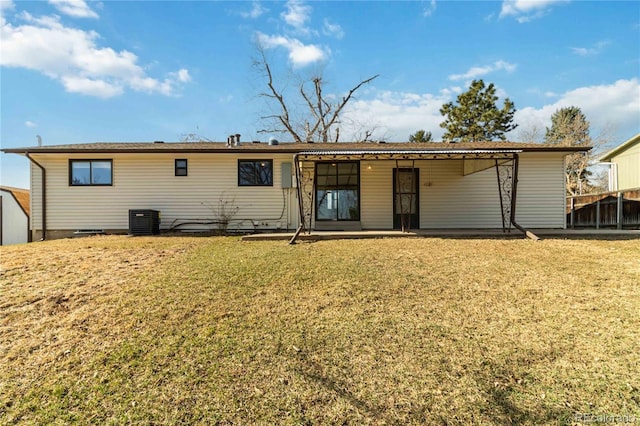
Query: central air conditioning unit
[{"left": 128, "top": 209, "right": 160, "bottom": 236}]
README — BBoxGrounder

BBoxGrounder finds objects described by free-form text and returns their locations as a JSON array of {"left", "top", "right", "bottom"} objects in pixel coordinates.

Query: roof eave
[{"left": 2, "top": 145, "right": 592, "bottom": 155}]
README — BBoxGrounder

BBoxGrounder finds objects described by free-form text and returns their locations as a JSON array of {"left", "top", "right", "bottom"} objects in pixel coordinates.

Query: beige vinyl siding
[
  {"left": 30, "top": 153, "right": 297, "bottom": 232},
  {"left": 30, "top": 162, "right": 43, "bottom": 231},
  {"left": 29, "top": 150, "right": 567, "bottom": 233},
  {"left": 612, "top": 142, "right": 640, "bottom": 190},
  {"left": 421, "top": 160, "right": 502, "bottom": 228},
  {"left": 514, "top": 153, "right": 566, "bottom": 228},
  {"left": 360, "top": 161, "right": 394, "bottom": 229},
  {"left": 359, "top": 153, "right": 566, "bottom": 229}
]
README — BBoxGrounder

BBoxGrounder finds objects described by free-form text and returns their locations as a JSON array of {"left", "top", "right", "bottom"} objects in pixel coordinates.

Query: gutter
[{"left": 24, "top": 153, "right": 46, "bottom": 241}]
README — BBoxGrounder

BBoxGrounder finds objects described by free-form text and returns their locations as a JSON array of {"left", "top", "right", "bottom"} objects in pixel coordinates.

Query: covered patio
[{"left": 289, "top": 148, "right": 535, "bottom": 244}]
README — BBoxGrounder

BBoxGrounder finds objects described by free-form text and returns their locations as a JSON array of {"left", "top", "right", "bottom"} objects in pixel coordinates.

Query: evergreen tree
[
  {"left": 544, "top": 106, "right": 593, "bottom": 195},
  {"left": 439, "top": 80, "right": 517, "bottom": 142},
  {"left": 544, "top": 106, "right": 591, "bottom": 146},
  {"left": 408, "top": 130, "right": 433, "bottom": 143}
]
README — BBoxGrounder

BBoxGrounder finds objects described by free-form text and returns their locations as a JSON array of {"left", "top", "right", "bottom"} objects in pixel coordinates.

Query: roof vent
[
  {"left": 252, "top": 140, "right": 261, "bottom": 144},
  {"left": 268, "top": 137, "right": 279, "bottom": 146},
  {"left": 154, "top": 140, "right": 164, "bottom": 144}
]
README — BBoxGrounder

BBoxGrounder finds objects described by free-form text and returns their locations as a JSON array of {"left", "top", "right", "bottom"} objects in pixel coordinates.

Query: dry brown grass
[{"left": 1, "top": 235, "right": 639, "bottom": 424}]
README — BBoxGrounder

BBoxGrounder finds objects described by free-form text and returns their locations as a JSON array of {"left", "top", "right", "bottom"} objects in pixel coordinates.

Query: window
[
  {"left": 175, "top": 159, "right": 188, "bottom": 176},
  {"left": 69, "top": 160, "right": 112, "bottom": 186},
  {"left": 238, "top": 160, "right": 273, "bottom": 186},
  {"left": 316, "top": 162, "right": 360, "bottom": 221}
]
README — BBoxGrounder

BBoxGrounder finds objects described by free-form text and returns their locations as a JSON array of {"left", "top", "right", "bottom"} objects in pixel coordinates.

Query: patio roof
[{"left": 295, "top": 149, "right": 521, "bottom": 160}]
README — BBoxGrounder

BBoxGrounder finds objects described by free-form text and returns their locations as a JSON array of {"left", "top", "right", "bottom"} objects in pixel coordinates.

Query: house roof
[
  {"left": 2, "top": 141, "right": 590, "bottom": 154},
  {"left": 0, "top": 186, "right": 30, "bottom": 217},
  {"left": 599, "top": 133, "right": 640, "bottom": 161}
]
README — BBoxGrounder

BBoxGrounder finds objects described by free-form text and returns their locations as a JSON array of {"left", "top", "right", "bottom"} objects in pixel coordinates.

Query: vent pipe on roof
[
  {"left": 235, "top": 134, "right": 241, "bottom": 146},
  {"left": 268, "top": 137, "right": 279, "bottom": 146},
  {"left": 36, "top": 135, "right": 42, "bottom": 147}
]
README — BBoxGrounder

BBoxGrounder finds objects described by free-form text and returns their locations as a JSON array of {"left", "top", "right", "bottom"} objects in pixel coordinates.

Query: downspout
[
  {"left": 24, "top": 153, "right": 46, "bottom": 241},
  {"left": 509, "top": 154, "right": 539, "bottom": 241}
]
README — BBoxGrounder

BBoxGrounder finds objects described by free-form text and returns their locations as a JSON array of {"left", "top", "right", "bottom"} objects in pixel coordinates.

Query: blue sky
[{"left": 1, "top": 0, "right": 639, "bottom": 188}]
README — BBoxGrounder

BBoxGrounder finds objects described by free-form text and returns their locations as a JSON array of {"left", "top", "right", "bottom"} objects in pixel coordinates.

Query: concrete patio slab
[{"left": 241, "top": 229, "right": 640, "bottom": 242}]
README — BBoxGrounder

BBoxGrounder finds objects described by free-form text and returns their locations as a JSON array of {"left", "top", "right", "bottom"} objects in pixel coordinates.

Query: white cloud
[
  {"left": 240, "top": 1, "right": 267, "bottom": 19},
  {"left": 342, "top": 89, "right": 454, "bottom": 141},
  {"left": 341, "top": 78, "right": 639, "bottom": 143},
  {"left": 25, "top": 120, "right": 37, "bottom": 128},
  {"left": 513, "top": 78, "right": 640, "bottom": 139},
  {"left": 48, "top": 0, "right": 98, "bottom": 19},
  {"left": 571, "top": 40, "right": 610, "bottom": 56},
  {"left": 499, "top": 0, "right": 569, "bottom": 23},
  {"left": 61, "top": 75, "right": 123, "bottom": 97},
  {"left": 256, "top": 32, "right": 327, "bottom": 67},
  {"left": 281, "top": 0, "right": 311, "bottom": 34},
  {"left": 448, "top": 60, "right": 517, "bottom": 81},
  {"left": 322, "top": 18, "right": 343, "bottom": 39},
  {"left": 1, "top": 1, "right": 15, "bottom": 11},
  {"left": 423, "top": 0, "right": 436, "bottom": 17},
  {"left": 170, "top": 68, "right": 191, "bottom": 83},
  {"left": 0, "top": 12, "right": 190, "bottom": 98}
]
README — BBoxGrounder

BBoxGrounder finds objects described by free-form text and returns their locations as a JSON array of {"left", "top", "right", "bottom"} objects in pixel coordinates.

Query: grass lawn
[{"left": 1, "top": 236, "right": 639, "bottom": 424}]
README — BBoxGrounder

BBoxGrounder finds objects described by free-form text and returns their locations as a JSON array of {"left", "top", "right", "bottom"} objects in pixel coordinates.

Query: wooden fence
[{"left": 567, "top": 188, "right": 640, "bottom": 229}]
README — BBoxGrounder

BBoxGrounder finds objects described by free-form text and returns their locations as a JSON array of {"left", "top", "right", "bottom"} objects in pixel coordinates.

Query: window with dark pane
[
  {"left": 238, "top": 160, "right": 273, "bottom": 186},
  {"left": 69, "top": 160, "right": 112, "bottom": 186},
  {"left": 315, "top": 162, "right": 359, "bottom": 221},
  {"left": 175, "top": 159, "right": 188, "bottom": 176}
]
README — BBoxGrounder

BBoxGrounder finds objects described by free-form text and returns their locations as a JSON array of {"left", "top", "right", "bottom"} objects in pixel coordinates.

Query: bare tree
[
  {"left": 180, "top": 127, "right": 213, "bottom": 142},
  {"left": 543, "top": 107, "right": 612, "bottom": 195},
  {"left": 203, "top": 192, "right": 240, "bottom": 235},
  {"left": 516, "top": 122, "right": 544, "bottom": 143},
  {"left": 254, "top": 47, "right": 378, "bottom": 143}
]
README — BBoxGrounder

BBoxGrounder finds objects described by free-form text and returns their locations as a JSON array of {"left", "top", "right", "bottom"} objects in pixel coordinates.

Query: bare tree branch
[
  {"left": 258, "top": 48, "right": 303, "bottom": 143},
  {"left": 324, "top": 74, "right": 379, "bottom": 138},
  {"left": 254, "top": 42, "right": 379, "bottom": 143}
]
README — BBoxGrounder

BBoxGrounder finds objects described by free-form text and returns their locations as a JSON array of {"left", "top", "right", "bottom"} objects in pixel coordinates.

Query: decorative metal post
[
  {"left": 290, "top": 154, "right": 316, "bottom": 244},
  {"left": 495, "top": 157, "right": 516, "bottom": 233}
]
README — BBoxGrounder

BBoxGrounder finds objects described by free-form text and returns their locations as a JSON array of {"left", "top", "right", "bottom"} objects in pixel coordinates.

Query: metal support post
[{"left": 617, "top": 192, "right": 623, "bottom": 229}]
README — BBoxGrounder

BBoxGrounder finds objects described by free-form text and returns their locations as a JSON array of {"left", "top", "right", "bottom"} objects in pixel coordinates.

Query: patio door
[{"left": 393, "top": 168, "right": 419, "bottom": 230}]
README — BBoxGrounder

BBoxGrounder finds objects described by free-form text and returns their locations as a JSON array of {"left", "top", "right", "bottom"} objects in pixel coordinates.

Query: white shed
[{"left": 0, "top": 186, "right": 30, "bottom": 245}]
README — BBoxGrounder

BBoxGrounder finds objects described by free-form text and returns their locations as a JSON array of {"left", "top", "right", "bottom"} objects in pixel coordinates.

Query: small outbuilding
[{"left": 0, "top": 186, "right": 30, "bottom": 245}]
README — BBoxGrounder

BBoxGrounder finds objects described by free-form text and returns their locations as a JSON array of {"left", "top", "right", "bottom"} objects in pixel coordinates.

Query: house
[
  {"left": 599, "top": 133, "right": 640, "bottom": 191},
  {"left": 1, "top": 140, "right": 589, "bottom": 241},
  {"left": 0, "top": 186, "right": 30, "bottom": 245}
]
